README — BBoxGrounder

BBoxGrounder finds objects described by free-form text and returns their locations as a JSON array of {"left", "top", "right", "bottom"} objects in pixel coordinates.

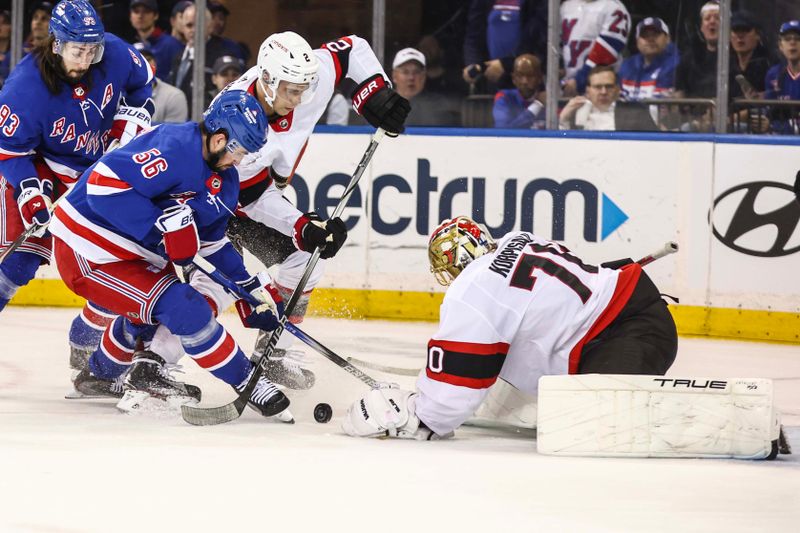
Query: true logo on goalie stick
[{"left": 652, "top": 378, "right": 727, "bottom": 389}]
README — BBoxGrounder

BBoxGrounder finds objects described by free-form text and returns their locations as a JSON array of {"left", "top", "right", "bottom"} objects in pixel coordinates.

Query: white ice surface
[{"left": 1, "top": 307, "right": 799, "bottom": 533}]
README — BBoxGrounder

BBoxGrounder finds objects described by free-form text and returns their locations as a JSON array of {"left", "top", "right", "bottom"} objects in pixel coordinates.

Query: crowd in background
[{"left": 1, "top": 0, "right": 799, "bottom": 134}]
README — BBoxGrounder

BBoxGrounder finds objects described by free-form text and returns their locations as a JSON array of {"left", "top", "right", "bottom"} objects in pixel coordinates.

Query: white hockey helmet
[
  {"left": 428, "top": 216, "right": 496, "bottom": 286},
  {"left": 257, "top": 31, "right": 319, "bottom": 107}
]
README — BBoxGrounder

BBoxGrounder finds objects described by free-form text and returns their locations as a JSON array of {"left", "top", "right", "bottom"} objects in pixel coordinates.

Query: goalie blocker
[{"left": 537, "top": 374, "right": 783, "bottom": 460}]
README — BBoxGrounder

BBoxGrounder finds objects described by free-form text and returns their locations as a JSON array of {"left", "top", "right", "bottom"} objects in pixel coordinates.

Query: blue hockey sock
[
  {"left": 152, "top": 282, "right": 250, "bottom": 386},
  {"left": 69, "top": 302, "right": 115, "bottom": 349},
  {"left": 0, "top": 252, "right": 41, "bottom": 311},
  {"left": 89, "top": 317, "right": 157, "bottom": 379}
]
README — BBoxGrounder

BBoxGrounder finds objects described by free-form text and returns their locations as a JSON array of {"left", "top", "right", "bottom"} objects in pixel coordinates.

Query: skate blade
[
  {"left": 117, "top": 390, "right": 199, "bottom": 414},
  {"left": 274, "top": 408, "right": 295, "bottom": 424},
  {"left": 65, "top": 388, "right": 118, "bottom": 400}
]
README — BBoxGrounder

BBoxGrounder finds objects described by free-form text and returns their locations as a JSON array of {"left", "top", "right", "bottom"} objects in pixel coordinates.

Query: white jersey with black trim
[
  {"left": 414, "top": 231, "right": 642, "bottom": 436},
  {"left": 219, "top": 35, "right": 388, "bottom": 237}
]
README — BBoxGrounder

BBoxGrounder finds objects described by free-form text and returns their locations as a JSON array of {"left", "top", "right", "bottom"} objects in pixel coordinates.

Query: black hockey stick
[
  {"left": 181, "top": 128, "right": 386, "bottom": 425},
  {"left": 188, "top": 254, "right": 382, "bottom": 388}
]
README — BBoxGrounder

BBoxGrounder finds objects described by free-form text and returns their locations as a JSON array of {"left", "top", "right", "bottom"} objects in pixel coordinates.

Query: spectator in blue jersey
[
  {"left": 462, "top": 0, "right": 548, "bottom": 93},
  {"left": 129, "top": 0, "right": 183, "bottom": 81},
  {"left": 492, "top": 53, "right": 544, "bottom": 128},
  {"left": 765, "top": 20, "right": 800, "bottom": 134},
  {"left": 619, "top": 17, "right": 679, "bottom": 101}
]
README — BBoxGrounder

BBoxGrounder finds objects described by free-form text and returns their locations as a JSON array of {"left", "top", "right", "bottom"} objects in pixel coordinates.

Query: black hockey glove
[
  {"left": 293, "top": 213, "right": 348, "bottom": 259},
  {"left": 351, "top": 74, "right": 410, "bottom": 137}
]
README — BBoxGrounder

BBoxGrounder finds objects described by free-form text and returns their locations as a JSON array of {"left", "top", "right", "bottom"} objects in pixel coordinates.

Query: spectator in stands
[
  {"left": 418, "top": 34, "right": 464, "bottom": 98},
  {"left": 170, "top": 3, "right": 242, "bottom": 110},
  {"left": 674, "top": 0, "right": 719, "bottom": 98},
  {"left": 0, "top": 10, "right": 10, "bottom": 88},
  {"left": 129, "top": 0, "right": 183, "bottom": 81},
  {"left": 492, "top": 53, "right": 544, "bottom": 128},
  {"left": 23, "top": 1, "right": 53, "bottom": 54},
  {"left": 140, "top": 49, "right": 188, "bottom": 124},
  {"left": 208, "top": 1, "right": 249, "bottom": 62},
  {"left": 462, "top": 0, "right": 548, "bottom": 93},
  {"left": 765, "top": 20, "right": 800, "bottom": 134},
  {"left": 209, "top": 54, "right": 243, "bottom": 101},
  {"left": 559, "top": 65, "right": 657, "bottom": 131},
  {"left": 619, "top": 17, "right": 679, "bottom": 101},
  {"left": 393, "top": 47, "right": 461, "bottom": 127},
  {"left": 170, "top": 0, "right": 193, "bottom": 45},
  {"left": 729, "top": 12, "right": 773, "bottom": 100},
  {"left": 728, "top": 11, "right": 773, "bottom": 133},
  {"left": 560, "top": 0, "right": 631, "bottom": 96}
]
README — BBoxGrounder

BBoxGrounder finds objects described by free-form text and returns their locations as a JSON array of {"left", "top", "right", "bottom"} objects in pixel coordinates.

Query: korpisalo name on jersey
[{"left": 488, "top": 233, "right": 534, "bottom": 278}]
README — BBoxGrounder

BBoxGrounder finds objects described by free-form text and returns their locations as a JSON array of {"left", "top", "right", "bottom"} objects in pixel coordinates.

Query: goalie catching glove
[
  {"left": 235, "top": 271, "right": 284, "bottom": 331},
  {"left": 341, "top": 388, "right": 448, "bottom": 440},
  {"left": 15, "top": 177, "right": 53, "bottom": 237},
  {"left": 351, "top": 74, "right": 410, "bottom": 137},
  {"left": 110, "top": 97, "right": 155, "bottom": 147},
  {"left": 293, "top": 212, "right": 347, "bottom": 259}
]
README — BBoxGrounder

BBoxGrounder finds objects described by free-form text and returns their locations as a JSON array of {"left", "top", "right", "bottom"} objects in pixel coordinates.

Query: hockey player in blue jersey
[
  {"left": 0, "top": 0, "right": 155, "bottom": 368},
  {"left": 50, "top": 89, "right": 293, "bottom": 419}
]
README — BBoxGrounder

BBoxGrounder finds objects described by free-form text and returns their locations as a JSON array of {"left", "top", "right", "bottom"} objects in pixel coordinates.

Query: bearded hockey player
[
  {"left": 150, "top": 30, "right": 410, "bottom": 392},
  {"left": 50, "top": 90, "right": 295, "bottom": 420},
  {"left": 0, "top": 0, "right": 155, "bottom": 371}
]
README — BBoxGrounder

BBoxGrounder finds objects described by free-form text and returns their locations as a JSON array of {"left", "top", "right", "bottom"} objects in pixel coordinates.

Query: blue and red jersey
[
  {"left": 50, "top": 122, "right": 249, "bottom": 283},
  {"left": 0, "top": 33, "right": 153, "bottom": 188}
]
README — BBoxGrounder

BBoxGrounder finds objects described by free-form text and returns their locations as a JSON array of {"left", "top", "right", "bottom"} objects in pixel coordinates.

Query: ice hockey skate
[
  {"left": 253, "top": 330, "right": 315, "bottom": 390},
  {"left": 236, "top": 364, "right": 294, "bottom": 422},
  {"left": 66, "top": 367, "right": 125, "bottom": 399},
  {"left": 116, "top": 351, "right": 202, "bottom": 413}
]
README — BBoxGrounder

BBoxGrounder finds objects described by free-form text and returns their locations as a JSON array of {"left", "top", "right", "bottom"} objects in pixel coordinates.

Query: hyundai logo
[{"left": 710, "top": 181, "right": 800, "bottom": 257}]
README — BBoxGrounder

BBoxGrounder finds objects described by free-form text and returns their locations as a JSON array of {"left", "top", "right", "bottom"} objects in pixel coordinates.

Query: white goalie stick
[
  {"left": 181, "top": 128, "right": 386, "bottom": 426},
  {"left": 345, "top": 240, "right": 681, "bottom": 379}
]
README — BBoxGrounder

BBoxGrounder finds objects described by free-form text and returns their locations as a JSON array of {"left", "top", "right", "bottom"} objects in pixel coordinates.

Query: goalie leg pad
[{"left": 537, "top": 374, "right": 780, "bottom": 459}]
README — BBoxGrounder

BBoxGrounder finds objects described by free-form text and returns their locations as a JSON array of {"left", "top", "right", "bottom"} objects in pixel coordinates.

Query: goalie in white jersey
[
  {"left": 343, "top": 216, "right": 677, "bottom": 440},
  {"left": 149, "top": 31, "right": 410, "bottom": 393}
]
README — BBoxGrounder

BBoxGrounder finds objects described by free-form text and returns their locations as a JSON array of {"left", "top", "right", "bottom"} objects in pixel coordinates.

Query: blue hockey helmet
[
  {"left": 49, "top": 0, "right": 105, "bottom": 63},
  {"left": 203, "top": 90, "right": 268, "bottom": 154}
]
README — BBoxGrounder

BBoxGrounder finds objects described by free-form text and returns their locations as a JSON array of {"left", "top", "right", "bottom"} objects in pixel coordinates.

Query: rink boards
[{"left": 12, "top": 128, "right": 800, "bottom": 343}]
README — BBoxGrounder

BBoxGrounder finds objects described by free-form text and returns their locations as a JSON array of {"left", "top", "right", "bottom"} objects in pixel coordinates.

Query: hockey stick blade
[
  {"left": 180, "top": 129, "right": 386, "bottom": 425},
  {"left": 345, "top": 356, "right": 419, "bottom": 377}
]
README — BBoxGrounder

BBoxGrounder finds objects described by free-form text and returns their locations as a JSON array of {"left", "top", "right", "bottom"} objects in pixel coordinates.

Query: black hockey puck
[{"left": 313, "top": 402, "right": 332, "bottom": 423}]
